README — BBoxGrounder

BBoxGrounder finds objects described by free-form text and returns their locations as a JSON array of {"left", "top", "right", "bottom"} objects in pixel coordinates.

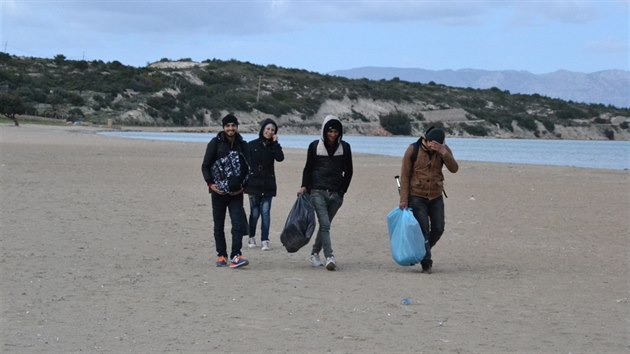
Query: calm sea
[{"left": 98, "top": 131, "right": 630, "bottom": 170}]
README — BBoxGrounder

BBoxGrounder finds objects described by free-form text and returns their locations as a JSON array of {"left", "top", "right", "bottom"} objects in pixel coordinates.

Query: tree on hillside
[
  {"left": 0, "top": 93, "right": 27, "bottom": 126},
  {"left": 54, "top": 54, "right": 66, "bottom": 65}
]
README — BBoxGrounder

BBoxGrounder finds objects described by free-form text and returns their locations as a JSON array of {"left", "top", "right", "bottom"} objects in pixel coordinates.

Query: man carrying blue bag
[{"left": 398, "top": 127, "right": 458, "bottom": 274}]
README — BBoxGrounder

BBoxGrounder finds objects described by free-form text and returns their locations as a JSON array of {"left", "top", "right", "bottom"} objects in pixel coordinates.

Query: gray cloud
[
  {"left": 3, "top": 0, "right": 623, "bottom": 72},
  {"left": 7, "top": 0, "right": 587, "bottom": 37}
]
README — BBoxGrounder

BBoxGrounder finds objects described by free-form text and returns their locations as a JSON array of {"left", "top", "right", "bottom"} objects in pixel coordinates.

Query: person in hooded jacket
[
  {"left": 398, "top": 127, "right": 458, "bottom": 274},
  {"left": 298, "top": 115, "right": 353, "bottom": 271},
  {"left": 246, "top": 118, "right": 284, "bottom": 251},
  {"left": 201, "top": 114, "right": 250, "bottom": 269}
]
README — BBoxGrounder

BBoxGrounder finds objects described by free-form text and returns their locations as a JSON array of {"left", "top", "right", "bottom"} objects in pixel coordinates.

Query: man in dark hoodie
[
  {"left": 246, "top": 118, "right": 284, "bottom": 251},
  {"left": 298, "top": 115, "right": 353, "bottom": 271},
  {"left": 201, "top": 113, "right": 250, "bottom": 269}
]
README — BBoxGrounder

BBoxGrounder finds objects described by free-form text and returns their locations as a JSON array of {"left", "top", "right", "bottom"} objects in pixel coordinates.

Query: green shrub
[
  {"left": 461, "top": 123, "right": 489, "bottom": 136},
  {"left": 513, "top": 116, "right": 537, "bottom": 131},
  {"left": 147, "top": 93, "right": 177, "bottom": 110},
  {"left": 380, "top": 112, "right": 411, "bottom": 135},
  {"left": 255, "top": 96, "right": 292, "bottom": 117},
  {"left": 210, "top": 108, "right": 221, "bottom": 121},
  {"left": 603, "top": 129, "right": 614, "bottom": 140},
  {"left": 413, "top": 112, "right": 425, "bottom": 121},
  {"left": 68, "top": 108, "right": 84, "bottom": 119},
  {"left": 350, "top": 109, "right": 369, "bottom": 122},
  {"left": 541, "top": 119, "right": 555, "bottom": 132}
]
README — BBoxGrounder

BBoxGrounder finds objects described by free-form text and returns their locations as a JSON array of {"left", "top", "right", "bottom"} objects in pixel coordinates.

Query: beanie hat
[
  {"left": 222, "top": 114, "right": 239, "bottom": 127},
  {"left": 425, "top": 127, "right": 445, "bottom": 144}
]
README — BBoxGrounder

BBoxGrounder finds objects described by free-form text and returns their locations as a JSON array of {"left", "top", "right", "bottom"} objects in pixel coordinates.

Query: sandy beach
[{"left": 1, "top": 124, "right": 628, "bottom": 353}]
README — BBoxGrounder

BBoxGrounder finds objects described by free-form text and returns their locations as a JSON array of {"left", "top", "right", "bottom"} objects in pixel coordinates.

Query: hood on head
[
  {"left": 320, "top": 115, "right": 343, "bottom": 141},
  {"left": 258, "top": 118, "right": 278, "bottom": 139}
]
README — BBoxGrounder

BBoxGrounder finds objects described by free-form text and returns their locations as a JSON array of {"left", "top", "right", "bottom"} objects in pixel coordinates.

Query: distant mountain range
[{"left": 329, "top": 67, "right": 630, "bottom": 108}]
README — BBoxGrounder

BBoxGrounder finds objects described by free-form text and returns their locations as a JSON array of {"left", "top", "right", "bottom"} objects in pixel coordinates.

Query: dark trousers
[
  {"left": 408, "top": 195, "right": 445, "bottom": 268},
  {"left": 211, "top": 192, "right": 246, "bottom": 259}
]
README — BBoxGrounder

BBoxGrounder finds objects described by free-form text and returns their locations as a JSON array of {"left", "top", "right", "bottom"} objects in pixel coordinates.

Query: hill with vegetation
[{"left": 1, "top": 52, "right": 629, "bottom": 140}]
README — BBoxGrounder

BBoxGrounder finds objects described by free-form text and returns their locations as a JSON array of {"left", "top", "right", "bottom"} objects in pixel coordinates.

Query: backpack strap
[{"left": 409, "top": 139, "right": 421, "bottom": 174}]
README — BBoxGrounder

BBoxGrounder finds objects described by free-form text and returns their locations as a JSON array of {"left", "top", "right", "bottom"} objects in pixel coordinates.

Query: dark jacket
[
  {"left": 201, "top": 131, "right": 250, "bottom": 189},
  {"left": 301, "top": 115, "right": 353, "bottom": 194},
  {"left": 246, "top": 119, "right": 284, "bottom": 196}
]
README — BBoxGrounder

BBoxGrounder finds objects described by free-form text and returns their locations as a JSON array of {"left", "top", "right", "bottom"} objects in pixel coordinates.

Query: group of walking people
[{"left": 201, "top": 113, "right": 457, "bottom": 273}]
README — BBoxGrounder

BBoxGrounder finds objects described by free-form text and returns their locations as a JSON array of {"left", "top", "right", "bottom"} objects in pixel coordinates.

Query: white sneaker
[
  {"left": 247, "top": 237, "right": 256, "bottom": 248},
  {"left": 325, "top": 256, "right": 336, "bottom": 271},
  {"left": 309, "top": 253, "right": 323, "bottom": 267},
  {"left": 261, "top": 240, "right": 270, "bottom": 251}
]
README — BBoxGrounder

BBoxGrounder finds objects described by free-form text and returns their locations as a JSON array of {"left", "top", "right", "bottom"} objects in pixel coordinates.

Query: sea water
[{"left": 98, "top": 131, "right": 630, "bottom": 170}]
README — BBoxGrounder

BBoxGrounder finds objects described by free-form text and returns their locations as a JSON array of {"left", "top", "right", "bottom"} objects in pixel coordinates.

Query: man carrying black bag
[
  {"left": 280, "top": 194, "right": 316, "bottom": 253},
  {"left": 298, "top": 115, "right": 353, "bottom": 271}
]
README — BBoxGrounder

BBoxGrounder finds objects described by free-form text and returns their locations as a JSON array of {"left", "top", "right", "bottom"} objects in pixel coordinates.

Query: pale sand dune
[{"left": 1, "top": 125, "right": 628, "bottom": 353}]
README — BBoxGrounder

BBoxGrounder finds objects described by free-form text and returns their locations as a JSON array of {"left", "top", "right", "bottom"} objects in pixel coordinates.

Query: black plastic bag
[{"left": 280, "top": 194, "right": 316, "bottom": 253}]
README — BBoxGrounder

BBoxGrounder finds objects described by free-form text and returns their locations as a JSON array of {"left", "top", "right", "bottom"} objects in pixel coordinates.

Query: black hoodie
[{"left": 301, "top": 115, "right": 353, "bottom": 194}]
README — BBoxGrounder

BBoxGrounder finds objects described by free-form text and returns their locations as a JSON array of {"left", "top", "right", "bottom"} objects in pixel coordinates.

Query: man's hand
[
  {"left": 298, "top": 186, "right": 307, "bottom": 195},
  {"left": 399, "top": 202, "right": 408, "bottom": 210},
  {"left": 428, "top": 141, "right": 448, "bottom": 156},
  {"left": 209, "top": 183, "right": 225, "bottom": 195}
]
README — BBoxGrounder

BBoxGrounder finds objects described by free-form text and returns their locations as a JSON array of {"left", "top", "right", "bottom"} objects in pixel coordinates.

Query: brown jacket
[{"left": 399, "top": 141, "right": 458, "bottom": 202}]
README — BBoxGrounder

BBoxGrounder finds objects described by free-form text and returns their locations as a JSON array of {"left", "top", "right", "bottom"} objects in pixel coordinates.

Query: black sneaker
[{"left": 229, "top": 255, "right": 249, "bottom": 268}]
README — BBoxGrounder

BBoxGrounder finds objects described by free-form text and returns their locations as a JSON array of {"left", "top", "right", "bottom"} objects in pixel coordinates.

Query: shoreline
[{"left": 96, "top": 127, "right": 630, "bottom": 171}]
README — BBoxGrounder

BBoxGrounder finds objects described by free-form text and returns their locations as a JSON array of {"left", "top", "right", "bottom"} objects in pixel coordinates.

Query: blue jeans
[
  {"left": 211, "top": 192, "right": 246, "bottom": 259},
  {"left": 408, "top": 195, "right": 445, "bottom": 268},
  {"left": 248, "top": 195, "right": 273, "bottom": 241},
  {"left": 309, "top": 190, "right": 344, "bottom": 258}
]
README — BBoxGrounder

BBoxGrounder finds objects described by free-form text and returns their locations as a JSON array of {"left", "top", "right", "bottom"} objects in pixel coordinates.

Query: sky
[{"left": 1, "top": 0, "right": 628, "bottom": 75}]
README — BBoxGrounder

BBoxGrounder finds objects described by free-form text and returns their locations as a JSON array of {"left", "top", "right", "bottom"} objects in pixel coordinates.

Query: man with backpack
[
  {"left": 398, "top": 127, "right": 458, "bottom": 274},
  {"left": 201, "top": 114, "right": 250, "bottom": 268}
]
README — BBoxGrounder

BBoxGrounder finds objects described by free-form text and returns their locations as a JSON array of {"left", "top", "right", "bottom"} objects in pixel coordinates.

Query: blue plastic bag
[{"left": 386, "top": 207, "right": 426, "bottom": 266}]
